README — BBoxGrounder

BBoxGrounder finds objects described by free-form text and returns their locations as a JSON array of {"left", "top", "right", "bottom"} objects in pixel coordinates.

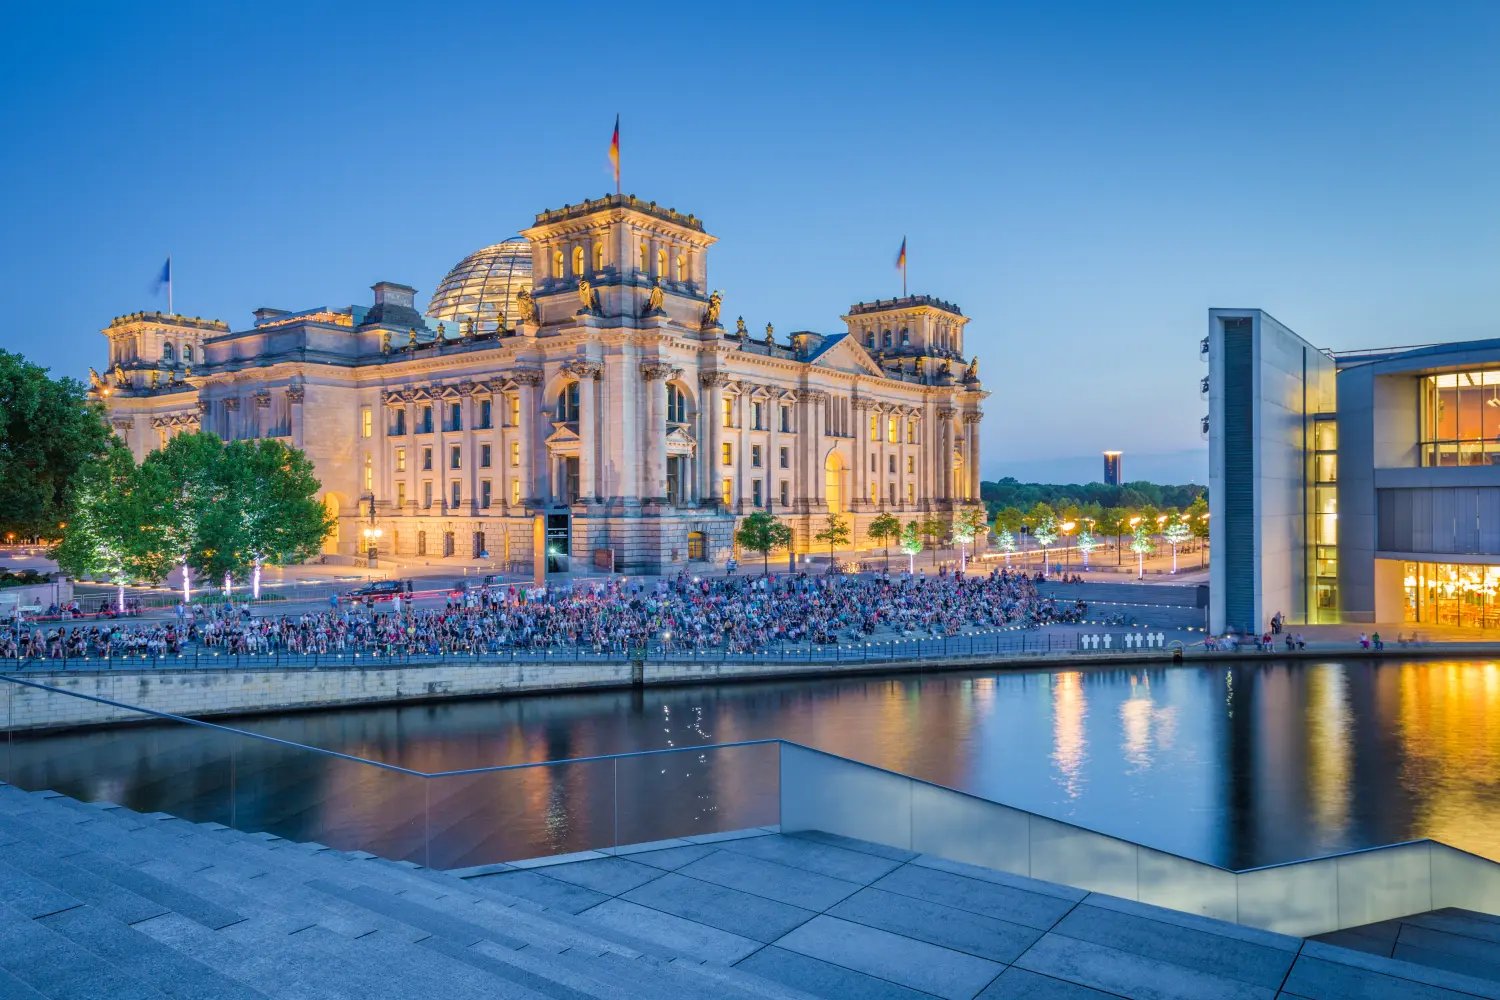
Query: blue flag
[{"left": 151, "top": 257, "right": 171, "bottom": 294}]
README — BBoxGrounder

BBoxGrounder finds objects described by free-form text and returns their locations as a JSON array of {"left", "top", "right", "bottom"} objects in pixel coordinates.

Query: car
[{"left": 343, "top": 580, "right": 403, "bottom": 602}]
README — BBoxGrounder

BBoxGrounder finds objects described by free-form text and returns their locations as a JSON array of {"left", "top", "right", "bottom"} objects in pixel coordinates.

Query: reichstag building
[{"left": 93, "top": 194, "right": 988, "bottom": 573}]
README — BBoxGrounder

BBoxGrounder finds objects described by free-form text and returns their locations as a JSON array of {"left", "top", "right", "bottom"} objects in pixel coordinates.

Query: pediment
[
  {"left": 545, "top": 422, "right": 580, "bottom": 445},
  {"left": 812, "top": 336, "right": 886, "bottom": 377}
]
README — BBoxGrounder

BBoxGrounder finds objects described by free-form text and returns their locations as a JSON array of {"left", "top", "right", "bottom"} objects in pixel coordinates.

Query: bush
[{"left": 0, "top": 570, "right": 49, "bottom": 589}]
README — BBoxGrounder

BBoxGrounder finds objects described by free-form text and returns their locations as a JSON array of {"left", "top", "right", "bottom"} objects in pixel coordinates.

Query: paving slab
[
  {"left": 720, "top": 834, "right": 906, "bottom": 884},
  {"left": 1298, "top": 940, "right": 1500, "bottom": 999},
  {"left": 619, "top": 842, "right": 720, "bottom": 871},
  {"left": 978, "top": 967, "right": 1122, "bottom": 998},
  {"left": 911, "top": 855, "right": 1088, "bottom": 902},
  {"left": 578, "top": 898, "right": 762, "bottom": 963},
  {"left": 466, "top": 870, "right": 613, "bottom": 914},
  {"left": 828, "top": 886, "right": 1044, "bottom": 964},
  {"left": 0, "top": 842, "right": 169, "bottom": 924},
  {"left": 0, "top": 856, "right": 84, "bottom": 919},
  {"left": 1083, "top": 892, "right": 1303, "bottom": 953},
  {"left": 1051, "top": 902, "right": 1297, "bottom": 989},
  {"left": 531, "top": 856, "right": 661, "bottom": 896},
  {"left": 1014, "top": 931, "right": 1276, "bottom": 1000},
  {"left": 785, "top": 830, "right": 920, "bottom": 863},
  {"left": 676, "top": 850, "right": 863, "bottom": 909},
  {"left": 0, "top": 902, "right": 165, "bottom": 1000},
  {"left": 1393, "top": 941, "right": 1500, "bottom": 986},
  {"left": 418, "top": 936, "right": 615, "bottom": 1000},
  {"left": 872, "top": 863, "right": 1079, "bottom": 931},
  {"left": 1281, "top": 954, "right": 1484, "bottom": 1000},
  {"left": 774, "top": 914, "right": 1004, "bottom": 1000},
  {"left": 736, "top": 944, "right": 940, "bottom": 1000},
  {"left": 621, "top": 870, "right": 817, "bottom": 942}
]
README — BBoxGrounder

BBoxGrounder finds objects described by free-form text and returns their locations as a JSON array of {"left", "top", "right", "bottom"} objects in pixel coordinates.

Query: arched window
[
  {"left": 675, "top": 254, "right": 686, "bottom": 282},
  {"left": 882, "top": 330, "right": 892, "bottom": 349},
  {"left": 657, "top": 248, "right": 667, "bottom": 276},
  {"left": 572, "top": 245, "right": 584, "bottom": 276},
  {"left": 865, "top": 332, "right": 874, "bottom": 348},
  {"left": 182, "top": 344, "right": 193, "bottom": 362},
  {"left": 639, "top": 242, "right": 648, "bottom": 271},
  {"left": 162, "top": 342, "right": 175, "bottom": 361},
  {"left": 552, "top": 249, "right": 564, "bottom": 279},
  {"left": 594, "top": 242, "right": 605, "bottom": 272},
  {"left": 556, "top": 381, "right": 580, "bottom": 422},
  {"left": 900, "top": 328, "right": 909, "bottom": 346},
  {"left": 666, "top": 384, "right": 687, "bottom": 423}
]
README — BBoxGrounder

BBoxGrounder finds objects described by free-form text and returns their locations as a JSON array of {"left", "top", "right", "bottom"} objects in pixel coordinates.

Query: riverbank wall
[{"left": 2, "top": 643, "right": 1497, "bottom": 732}]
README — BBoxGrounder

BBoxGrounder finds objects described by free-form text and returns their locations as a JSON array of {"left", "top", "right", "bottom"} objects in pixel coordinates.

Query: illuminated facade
[
  {"left": 1209, "top": 312, "right": 1500, "bottom": 631},
  {"left": 92, "top": 194, "right": 987, "bottom": 573}
]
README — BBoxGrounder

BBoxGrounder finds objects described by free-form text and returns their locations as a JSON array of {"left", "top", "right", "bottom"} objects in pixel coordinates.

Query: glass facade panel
[
  {"left": 1403, "top": 561, "right": 1500, "bottom": 629},
  {"left": 425, "top": 239, "right": 532, "bottom": 334},
  {"left": 1420, "top": 369, "right": 1500, "bottom": 466}
]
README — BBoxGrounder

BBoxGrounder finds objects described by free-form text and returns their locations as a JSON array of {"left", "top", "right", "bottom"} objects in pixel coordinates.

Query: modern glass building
[{"left": 1208, "top": 309, "right": 1500, "bottom": 633}]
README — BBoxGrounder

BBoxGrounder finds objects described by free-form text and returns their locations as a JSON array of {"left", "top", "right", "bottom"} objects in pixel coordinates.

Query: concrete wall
[{"left": 779, "top": 742, "right": 1500, "bottom": 938}]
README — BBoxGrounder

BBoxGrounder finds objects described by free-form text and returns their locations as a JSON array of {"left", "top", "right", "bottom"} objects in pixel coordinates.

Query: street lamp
[
  {"left": 362, "top": 527, "right": 383, "bottom": 568},
  {"left": 1060, "top": 521, "right": 1076, "bottom": 573},
  {"left": 1129, "top": 516, "right": 1144, "bottom": 580}
]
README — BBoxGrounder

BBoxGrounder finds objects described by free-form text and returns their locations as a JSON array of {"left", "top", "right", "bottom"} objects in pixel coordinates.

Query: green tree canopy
[
  {"left": 867, "top": 512, "right": 902, "bottom": 570},
  {"left": 51, "top": 442, "right": 148, "bottom": 608},
  {"left": 993, "top": 505, "right": 1025, "bottom": 534},
  {"left": 814, "top": 513, "right": 852, "bottom": 563},
  {"left": 1187, "top": 495, "right": 1210, "bottom": 539},
  {"left": 734, "top": 510, "right": 793, "bottom": 575},
  {"left": 0, "top": 351, "right": 113, "bottom": 539},
  {"left": 899, "top": 520, "right": 924, "bottom": 572}
]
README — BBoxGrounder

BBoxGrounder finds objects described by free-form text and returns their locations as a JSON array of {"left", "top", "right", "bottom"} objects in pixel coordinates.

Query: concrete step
[
  {"left": 0, "top": 900, "right": 166, "bottom": 1000},
  {"left": 666, "top": 957, "right": 832, "bottom": 1000},
  {"left": 425, "top": 937, "right": 658, "bottom": 1000}
]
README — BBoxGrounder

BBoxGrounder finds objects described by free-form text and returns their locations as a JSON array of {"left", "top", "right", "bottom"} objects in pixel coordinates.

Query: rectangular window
[
  {"left": 451, "top": 480, "right": 462, "bottom": 508},
  {"left": 396, "top": 482, "right": 407, "bottom": 507},
  {"left": 479, "top": 399, "right": 492, "bottom": 429},
  {"left": 907, "top": 482, "right": 915, "bottom": 503},
  {"left": 392, "top": 409, "right": 407, "bottom": 435},
  {"left": 1420, "top": 370, "right": 1500, "bottom": 466},
  {"left": 751, "top": 445, "right": 762, "bottom": 468},
  {"left": 480, "top": 444, "right": 492, "bottom": 468},
  {"left": 420, "top": 405, "right": 433, "bottom": 434},
  {"left": 422, "top": 447, "right": 433, "bottom": 471},
  {"left": 509, "top": 394, "right": 520, "bottom": 426},
  {"left": 364, "top": 456, "right": 372, "bottom": 491},
  {"left": 722, "top": 477, "right": 733, "bottom": 504},
  {"left": 889, "top": 483, "right": 896, "bottom": 504},
  {"left": 870, "top": 482, "right": 878, "bottom": 503},
  {"left": 889, "top": 455, "right": 896, "bottom": 474},
  {"left": 510, "top": 442, "right": 520, "bottom": 466},
  {"left": 511, "top": 480, "right": 521, "bottom": 505},
  {"left": 723, "top": 397, "right": 734, "bottom": 428},
  {"left": 417, "top": 530, "right": 427, "bottom": 556},
  {"left": 870, "top": 453, "right": 877, "bottom": 473},
  {"left": 753, "top": 402, "right": 763, "bottom": 430},
  {"left": 450, "top": 445, "right": 461, "bottom": 469},
  {"left": 395, "top": 447, "right": 406, "bottom": 473},
  {"left": 780, "top": 405, "right": 791, "bottom": 432},
  {"left": 480, "top": 480, "right": 492, "bottom": 509},
  {"left": 753, "top": 479, "right": 763, "bottom": 506},
  {"left": 448, "top": 402, "right": 462, "bottom": 431},
  {"left": 780, "top": 480, "right": 789, "bottom": 506},
  {"left": 870, "top": 414, "right": 879, "bottom": 440},
  {"left": 722, "top": 442, "right": 733, "bottom": 466},
  {"left": 361, "top": 408, "right": 372, "bottom": 439},
  {"left": 779, "top": 446, "right": 789, "bottom": 469},
  {"left": 887, "top": 416, "right": 898, "bottom": 443},
  {"left": 906, "top": 420, "right": 916, "bottom": 444},
  {"left": 423, "top": 482, "right": 433, "bottom": 508},
  {"left": 907, "top": 455, "right": 915, "bottom": 474}
]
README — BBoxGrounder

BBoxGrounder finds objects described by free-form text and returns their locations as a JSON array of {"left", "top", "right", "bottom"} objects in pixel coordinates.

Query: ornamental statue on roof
[{"left": 704, "top": 289, "right": 723, "bottom": 328}]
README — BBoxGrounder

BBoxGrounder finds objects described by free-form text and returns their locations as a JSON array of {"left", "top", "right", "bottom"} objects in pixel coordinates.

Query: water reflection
[{"left": 5, "top": 659, "right": 1500, "bottom": 870}]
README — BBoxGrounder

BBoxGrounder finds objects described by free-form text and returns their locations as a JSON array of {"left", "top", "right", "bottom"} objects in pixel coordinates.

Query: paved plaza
[{"left": 0, "top": 784, "right": 1496, "bottom": 998}]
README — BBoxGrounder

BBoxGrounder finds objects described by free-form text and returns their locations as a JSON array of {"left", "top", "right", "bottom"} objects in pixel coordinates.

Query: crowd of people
[{"left": 0, "top": 568, "right": 1089, "bottom": 660}]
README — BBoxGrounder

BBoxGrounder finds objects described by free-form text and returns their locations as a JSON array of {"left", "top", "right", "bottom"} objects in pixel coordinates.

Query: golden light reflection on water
[
  {"left": 1119, "top": 674, "right": 1178, "bottom": 770},
  {"left": 1302, "top": 665, "right": 1352, "bottom": 846},
  {"left": 1393, "top": 660, "right": 1500, "bottom": 858},
  {"left": 1051, "top": 672, "right": 1088, "bottom": 797}
]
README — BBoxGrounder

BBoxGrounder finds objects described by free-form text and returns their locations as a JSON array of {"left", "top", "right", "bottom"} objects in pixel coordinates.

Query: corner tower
[{"left": 520, "top": 195, "right": 718, "bottom": 333}]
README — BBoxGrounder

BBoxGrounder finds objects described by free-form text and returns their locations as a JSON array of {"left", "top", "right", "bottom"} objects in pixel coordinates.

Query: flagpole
[
  {"left": 168, "top": 253, "right": 173, "bottom": 315},
  {"left": 902, "top": 239, "right": 907, "bottom": 297}
]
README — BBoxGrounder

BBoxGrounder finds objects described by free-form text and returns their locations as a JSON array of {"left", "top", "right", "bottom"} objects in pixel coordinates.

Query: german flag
[
  {"left": 609, "top": 115, "right": 620, "bottom": 194},
  {"left": 895, "top": 236, "right": 906, "bottom": 272}
]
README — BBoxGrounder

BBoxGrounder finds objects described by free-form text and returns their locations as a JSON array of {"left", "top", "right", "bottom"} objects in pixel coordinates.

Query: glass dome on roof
[{"left": 425, "top": 238, "right": 533, "bottom": 333}]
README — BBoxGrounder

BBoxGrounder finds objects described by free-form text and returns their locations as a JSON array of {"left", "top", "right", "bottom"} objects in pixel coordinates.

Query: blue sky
[{"left": 2, "top": 1, "right": 1497, "bottom": 484}]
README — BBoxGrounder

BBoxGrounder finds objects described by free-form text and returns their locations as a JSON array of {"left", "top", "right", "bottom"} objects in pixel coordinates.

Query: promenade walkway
[{"left": 0, "top": 784, "right": 1496, "bottom": 998}]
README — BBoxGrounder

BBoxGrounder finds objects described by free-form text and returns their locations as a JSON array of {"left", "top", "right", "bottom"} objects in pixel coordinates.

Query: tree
[
  {"left": 52, "top": 443, "right": 147, "bottom": 611},
  {"left": 1097, "top": 507, "right": 1128, "bottom": 566},
  {"left": 136, "top": 432, "right": 227, "bottom": 602},
  {"left": 0, "top": 351, "right": 113, "bottom": 540},
  {"left": 1028, "top": 503, "right": 1058, "bottom": 574},
  {"left": 950, "top": 507, "right": 987, "bottom": 572},
  {"left": 814, "top": 513, "right": 852, "bottom": 567},
  {"left": 216, "top": 439, "right": 335, "bottom": 598},
  {"left": 1163, "top": 515, "right": 1193, "bottom": 573},
  {"left": 867, "top": 512, "right": 902, "bottom": 571},
  {"left": 993, "top": 505, "right": 1025, "bottom": 536},
  {"left": 735, "top": 510, "right": 793, "bottom": 576},
  {"left": 899, "top": 520, "right": 924, "bottom": 574},
  {"left": 995, "top": 527, "right": 1018, "bottom": 564},
  {"left": 1075, "top": 527, "right": 1099, "bottom": 569},
  {"left": 1186, "top": 495, "right": 1210, "bottom": 565},
  {"left": 1130, "top": 521, "right": 1156, "bottom": 579},
  {"left": 918, "top": 515, "right": 946, "bottom": 551}
]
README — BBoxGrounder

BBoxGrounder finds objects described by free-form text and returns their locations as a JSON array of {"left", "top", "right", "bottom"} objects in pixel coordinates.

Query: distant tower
[{"left": 1103, "top": 451, "right": 1123, "bottom": 485}]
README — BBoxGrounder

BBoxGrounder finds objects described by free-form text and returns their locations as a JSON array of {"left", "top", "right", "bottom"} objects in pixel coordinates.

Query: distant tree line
[{"left": 981, "top": 478, "right": 1205, "bottom": 512}]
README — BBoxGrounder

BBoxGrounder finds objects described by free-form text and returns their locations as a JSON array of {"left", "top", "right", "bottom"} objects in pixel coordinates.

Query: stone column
[
  {"left": 739, "top": 390, "right": 754, "bottom": 511},
  {"left": 566, "top": 361, "right": 602, "bottom": 502},
  {"left": 898, "top": 410, "right": 909, "bottom": 510},
  {"left": 512, "top": 370, "right": 542, "bottom": 506},
  {"left": 640, "top": 363, "right": 674, "bottom": 503},
  {"left": 286, "top": 385, "right": 304, "bottom": 449},
  {"left": 701, "top": 373, "right": 728, "bottom": 506},
  {"left": 767, "top": 396, "right": 780, "bottom": 512},
  {"left": 811, "top": 390, "right": 827, "bottom": 508},
  {"left": 936, "top": 407, "right": 956, "bottom": 501},
  {"left": 965, "top": 412, "right": 982, "bottom": 502},
  {"left": 255, "top": 390, "right": 272, "bottom": 439}
]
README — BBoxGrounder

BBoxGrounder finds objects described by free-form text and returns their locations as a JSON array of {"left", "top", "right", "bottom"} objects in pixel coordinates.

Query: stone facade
[{"left": 94, "top": 194, "right": 987, "bottom": 573}]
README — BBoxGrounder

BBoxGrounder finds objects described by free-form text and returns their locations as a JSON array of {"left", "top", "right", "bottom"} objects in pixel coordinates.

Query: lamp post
[
  {"left": 362, "top": 527, "right": 382, "bottom": 568},
  {"left": 1129, "top": 516, "right": 1143, "bottom": 580},
  {"left": 1060, "top": 521, "right": 1076, "bottom": 573},
  {"left": 1200, "top": 512, "right": 1210, "bottom": 566}
]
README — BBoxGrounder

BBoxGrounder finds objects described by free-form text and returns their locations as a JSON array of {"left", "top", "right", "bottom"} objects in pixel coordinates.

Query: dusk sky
[{"left": 3, "top": 1, "right": 1497, "bottom": 484}]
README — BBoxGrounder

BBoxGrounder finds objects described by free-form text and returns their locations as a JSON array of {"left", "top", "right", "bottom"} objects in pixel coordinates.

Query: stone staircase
[{"left": 0, "top": 782, "right": 819, "bottom": 1000}]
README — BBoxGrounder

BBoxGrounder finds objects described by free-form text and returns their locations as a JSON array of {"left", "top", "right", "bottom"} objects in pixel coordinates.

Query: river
[{"left": 6, "top": 658, "right": 1498, "bottom": 871}]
